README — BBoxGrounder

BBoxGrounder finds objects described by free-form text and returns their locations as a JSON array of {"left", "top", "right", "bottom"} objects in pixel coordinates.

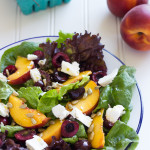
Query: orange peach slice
[
  {"left": 40, "top": 119, "right": 63, "bottom": 144},
  {"left": 8, "top": 56, "right": 34, "bottom": 85},
  {"left": 66, "top": 80, "right": 100, "bottom": 115},
  {"left": 88, "top": 109, "right": 105, "bottom": 149},
  {"left": 63, "top": 71, "right": 92, "bottom": 86},
  {"left": 9, "top": 95, "right": 49, "bottom": 128}
]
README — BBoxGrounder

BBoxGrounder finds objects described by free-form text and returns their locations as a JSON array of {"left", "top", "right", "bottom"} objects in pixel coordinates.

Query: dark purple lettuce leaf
[
  {"left": 0, "top": 132, "right": 6, "bottom": 148},
  {"left": 39, "top": 41, "right": 60, "bottom": 70},
  {"left": 62, "top": 31, "right": 107, "bottom": 73},
  {"left": 46, "top": 136, "right": 71, "bottom": 150}
]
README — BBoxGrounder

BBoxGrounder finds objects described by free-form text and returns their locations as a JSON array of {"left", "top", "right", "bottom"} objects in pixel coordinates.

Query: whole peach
[
  {"left": 107, "top": 0, "right": 148, "bottom": 18},
  {"left": 120, "top": 4, "right": 150, "bottom": 51}
]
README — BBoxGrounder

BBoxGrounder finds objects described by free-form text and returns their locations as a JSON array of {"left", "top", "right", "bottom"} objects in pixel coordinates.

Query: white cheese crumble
[
  {"left": 30, "top": 68, "right": 41, "bottom": 82},
  {"left": 61, "top": 61, "right": 80, "bottom": 76},
  {"left": 98, "top": 68, "right": 118, "bottom": 87},
  {"left": 52, "top": 104, "right": 70, "bottom": 120},
  {"left": 106, "top": 105, "right": 125, "bottom": 123},
  {"left": 26, "top": 135, "right": 48, "bottom": 150},
  {"left": 27, "top": 54, "right": 38, "bottom": 61},
  {"left": 0, "top": 103, "right": 9, "bottom": 117},
  {"left": 38, "top": 59, "right": 46, "bottom": 66},
  {"left": 0, "top": 73, "right": 7, "bottom": 82},
  {"left": 70, "top": 107, "right": 93, "bottom": 127}
]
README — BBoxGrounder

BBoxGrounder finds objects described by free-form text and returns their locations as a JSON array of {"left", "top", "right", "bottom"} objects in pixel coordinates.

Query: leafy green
[
  {"left": 111, "top": 66, "right": 136, "bottom": 108},
  {"left": 0, "top": 80, "right": 14, "bottom": 101},
  {"left": 38, "top": 89, "right": 58, "bottom": 113},
  {"left": 58, "top": 76, "right": 90, "bottom": 100},
  {"left": 23, "top": 79, "right": 34, "bottom": 87},
  {"left": 56, "top": 31, "right": 74, "bottom": 48},
  {"left": 91, "top": 147, "right": 115, "bottom": 150},
  {"left": 1, "top": 124, "right": 24, "bottom": 137},
  {"left": 105, "top": 120, "right": 139, "bottom": 150},
  {"left": 0, "top": 42, "right": 42, "bottom": 72},
  {"left": 58, "top": 82, "right": 79, "bottom": 100},
  {"left": 120, "top": 109, "right": 130, "bottom": 124},
  {"left": 76, "top": 122, "right": 87, "bottom": 138},
  {"left": 63, "top": 135, "right": 78, "bottom": 144},
  {"left": 94, "top": 66, "right": 136, "bottom": 112},
  {"left": 93, "top": 85, "right": 112, "bottom": 113},
  {"left": 18, "top": 87, "right": 42, "bottom": 109}
]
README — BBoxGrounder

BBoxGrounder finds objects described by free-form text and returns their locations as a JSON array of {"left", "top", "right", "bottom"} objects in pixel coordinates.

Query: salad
[{"left": 0, "top": 31, "right": 139, "bottom": 150}]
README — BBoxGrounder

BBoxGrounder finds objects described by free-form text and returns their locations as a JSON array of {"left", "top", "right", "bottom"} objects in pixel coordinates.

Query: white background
[{"left": 0, "top": 0, "right": 150, "bottom": 149}]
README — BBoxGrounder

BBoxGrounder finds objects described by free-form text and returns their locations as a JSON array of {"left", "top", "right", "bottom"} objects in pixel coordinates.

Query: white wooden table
[{"left": 0, "top": 0, "right": 149, "bottom": 149}]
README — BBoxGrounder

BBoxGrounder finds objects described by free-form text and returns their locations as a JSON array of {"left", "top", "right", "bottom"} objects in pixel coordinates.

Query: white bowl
[{"left": 0, "top": 36, "right": 143, "bottom": 134}]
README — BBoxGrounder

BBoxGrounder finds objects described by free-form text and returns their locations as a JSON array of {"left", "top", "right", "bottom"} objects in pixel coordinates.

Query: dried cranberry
[
  {"left": 69, "top": 87, "right": 85, "bottom": 100},
  {"left": 103, "top": 116, "right": 114, "bottom": 129},
  {"left": 15, "top": 129, "right": 36, "bottom": 141},
  {"left": 33, "top": 50, "right": 44, "bottom": 65},
  {"left": 34, "top": 80, "right": 44, "bottom": 90},
  {"left": 91, "top": 71, "right": 106, "bottom": 83},
  {"left": 3, "top": 65, "right": 17, "bottom": 77},
  {"left": 52, "top": 52, "right": 70, "bottom": 68},
  {"left": 73, "top": 140, "right": 91, "bottom": 150},
  {"left": 61, "top": 120, "right": 79, "bottom": 138},
  {"left": 53, "top": 71, "right": 69, "bottom": 83},
  {"left": 0, "top": 117, "right": 10, "bottom": 125}
]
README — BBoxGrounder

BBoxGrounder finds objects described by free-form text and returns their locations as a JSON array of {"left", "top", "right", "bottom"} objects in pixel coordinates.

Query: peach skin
[
  {"left": 107, "top": 0, "right": 148, "bottom": 18},
  {"left": 120, "top": 4, "right": 150, "bottom": 51}
]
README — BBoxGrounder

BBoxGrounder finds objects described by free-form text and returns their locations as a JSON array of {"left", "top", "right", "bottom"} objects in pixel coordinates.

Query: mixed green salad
[{"left": 0, "top": 31, "right": 139, "bottom": 150}]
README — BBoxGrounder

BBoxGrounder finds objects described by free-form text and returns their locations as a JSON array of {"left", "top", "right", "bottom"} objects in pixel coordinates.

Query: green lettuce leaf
[
  {"left": 1, "top": 124, "right": 24, "bottom": 137},
  {"left": 18, "top": 87, "right": 42, "bottom": 109},
  {"left": 23, "top": 79, "right": 34, "bottom": 87},
  {"left": 63, "top": 135, "right": 78, "bottom": 144},
  {"left": 91, "top": 147, "right": 115, "bottom": 150},
  {"left": 37, "top": 89, "right": 58, "bottom": 113},
  {"left": 56, "top": 31, "right": 74, "bottom": 48},
  {"left": 58, "top": 82, "right": 79, "bottom": 100},
  {"left": 76, "top": 122, "right": 87, "bottom": 138},
  {"left": 58, "top": 76, "right": 90, "bottom": 101},
  {"left": 120, "top": 109, "right": 130, "bottom": 124},
  {"left": 105, "top": 120, "right": 139, "bottom": 150},
  {"left": 0, "top": 42, "right": 42, "bottom": 72},
  {"left": 94, "top": 66, "right": 136, "bottom": 113},
  {"left": 0, "top": 80, "right": 14, "bottom": 101}
]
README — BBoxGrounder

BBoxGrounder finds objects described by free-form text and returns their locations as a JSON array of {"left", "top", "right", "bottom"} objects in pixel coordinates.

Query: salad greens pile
[{"left": 0, "top": 31, "right": 139, "bottom": 150}]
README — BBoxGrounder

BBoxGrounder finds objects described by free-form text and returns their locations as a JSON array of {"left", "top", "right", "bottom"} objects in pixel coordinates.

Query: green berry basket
[{"left": 16, "top": 0, "right": 71, "bottom": 15}]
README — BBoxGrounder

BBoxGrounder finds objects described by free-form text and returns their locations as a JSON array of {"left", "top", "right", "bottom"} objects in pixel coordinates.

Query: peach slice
[
  {"left": 62, "top": 71, "right": 92, "bottom": 86},
  {"left": 9, "top": 95, "right": 49, "bottom": 128},
  {"left": 39, "top": 119, "right": 63, "bottom": 144},
  {"left": 66, "top": 80, "right": 100, "bottom": 115},
  {"left": 88, "top": 109, "right": 105, "bottom": 149},
  {"left": 8, "top": 56, "right": 34, "bottom": 85}
]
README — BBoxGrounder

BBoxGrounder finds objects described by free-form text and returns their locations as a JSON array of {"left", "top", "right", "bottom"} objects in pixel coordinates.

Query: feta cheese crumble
[
  {"left": 38, "top": 59, "right": 46, "bottom": 66},
  {"left": 26, "top": 135, "right": 48, "bottom": 150},
  {"left": 52, "top": 104, "right": 70, "bottom": 120},
  {"left": 70, "top": 107, "right": 93, "bottom": 127},
  {"left": 98, "top": 68, "right": 118, "bottom": 87},
  {"left": 27, "top": 54, "right": 38, "bottom": 61},
  {"left": 106, "top": 105, "right": 125, "bottom": 123},
  {"left": 61, "top": 61, "right": 80, "bottom": 76},
  {"left": 0, "top": 103, "right": 9, "bottom": 117},
  {"left": 30, "top": 68, "right": 41, "bottom": 82},
  {"left": 0, "top": 73, "right": 7, "bottom": 82}
]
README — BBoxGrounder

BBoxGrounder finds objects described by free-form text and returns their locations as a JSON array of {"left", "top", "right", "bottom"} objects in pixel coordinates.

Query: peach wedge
[
  {"left": 8, "top": 56, "right": 34, "bottom": 85},
  {"left": 88, "top": 109, "right": 105, "bottom": 149},
  {"left": 66, "top": 80, "right": 100, "bottom": 115},
  {"left": 9, "top": 95, "right": 49, "bottom": 128}
]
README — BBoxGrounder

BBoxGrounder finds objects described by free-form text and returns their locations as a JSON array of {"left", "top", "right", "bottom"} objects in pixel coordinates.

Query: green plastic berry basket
[{"left": 16, "top": 0, "right": 71, "bottom": 15}]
